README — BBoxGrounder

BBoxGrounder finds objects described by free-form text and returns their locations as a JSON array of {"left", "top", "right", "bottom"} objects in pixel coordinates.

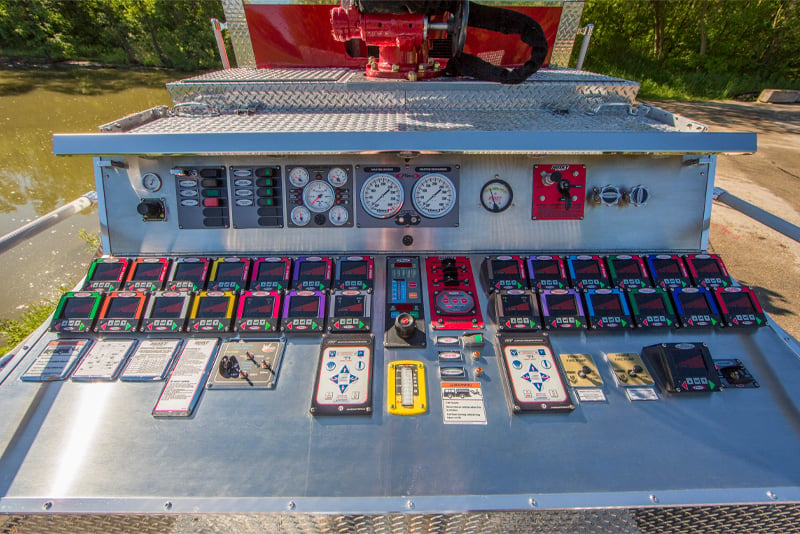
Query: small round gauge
[
  {"left": 142, "top": 173, "right": 162, "bottom": 192},
  {"left": 290, "top": 206, "right": 311, "bottom": 226},
  {"left": 360, "top": 173, "right": 404, "bottom": 219},
  {"left": 327, "top": 167, "right": 349, "bottom": 187},
  {"left": 302, "top": 181, "right": 335, "bottom": 213},
  {"left": 412, "top": 173, "right": 456, "bottom": 219},
  {"left": 328, "top": 205, "right": 349, "bottom": 226},
  {"left": 289, "top": 167, "right": 310, "bottom": 188},
  {"left": 480, "top": 179, "right": 513, "bottom": 213}
]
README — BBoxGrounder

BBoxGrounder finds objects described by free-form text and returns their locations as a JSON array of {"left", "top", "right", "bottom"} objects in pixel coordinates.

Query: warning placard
[{"left": 441, "top": 382, "right": 487, "bottom": 425}]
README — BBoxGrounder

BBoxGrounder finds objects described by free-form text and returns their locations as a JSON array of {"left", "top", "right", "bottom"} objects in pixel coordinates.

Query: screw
[
  {"left": 407, "top": 500, "right": 414, "bottom": 509},
  {"left": 288, "top": 500, "right": 296, "bottom": 510},
  {"left": 164, "top": 501, "right": 172, "bottom": 511},
  {"left": 649, "top": 494, "right": 659, "bottom": 503},
  {"left": 767, "top": 491, "right": 778, "bottom": 500},
  {"left": 529, "top": 498, "right": 537, "bottom": 507},
  {"left": 43, "top": 501, "right": 53, "bottom": 511}
]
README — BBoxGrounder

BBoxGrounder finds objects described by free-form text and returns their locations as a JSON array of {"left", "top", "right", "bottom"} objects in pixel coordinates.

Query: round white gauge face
[
  {"left": 327, "top": 167, "right": 349, "bottom": 187},
  {"left": 328, "top": 205, "right": 349, "bottom": 226},
  {"left": 360, "top": 174, "right": 405, "bottom": 219},
  {"left": 480, "top": 179, "right": 513, "bottom": 213},
  {"left": 412, "top": 173, "right": 456, "bottom": 219},
  {"left": 289, "top": 167, "right": 310, "bottom": 188},
  {"left": 142, "top": 173, "right": 162, "bottom": 192},
  {"left": 302, "top": 181, "right": 335, "bottom": 213},
  {"left": 290, "top": 205, "right": 311, "bottom": 226}
]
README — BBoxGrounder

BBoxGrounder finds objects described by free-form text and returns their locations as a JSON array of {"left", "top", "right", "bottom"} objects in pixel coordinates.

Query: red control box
[
  {"left": 426, "top": 256, "right": 484, "bottom": 330},
  {"left": 532, "top": 164, "right": 586, "bottom": 220}
]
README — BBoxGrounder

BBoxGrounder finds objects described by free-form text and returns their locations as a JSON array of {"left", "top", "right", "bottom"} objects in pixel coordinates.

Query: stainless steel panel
[
  {"left": 551, "top": 1, "right": 585, "bottom": 67},
  {"left": 1, "top": 255, "right": 799, "bottom": 514},
  {"left": 99, "top": 154, "right": 709, "bottom": 256}
]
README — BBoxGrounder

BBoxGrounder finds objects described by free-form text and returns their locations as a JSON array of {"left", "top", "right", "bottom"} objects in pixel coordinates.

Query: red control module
[
  {"left": 532, "top": 164, "right": 586, "bottom": 220},
  {"left": 426, "top": 256, "right": 484, "bottom": 330}
]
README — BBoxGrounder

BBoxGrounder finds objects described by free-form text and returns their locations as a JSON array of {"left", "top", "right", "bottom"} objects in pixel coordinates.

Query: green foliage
[
  {"left": 579, "top": 0, "right": 800, "bottom": 99},
  {"left": 0, "top": 297, "right": 58, "bottom": 355},
  {"left": 0, "top": 0, "right": 227, "bottom": 70}
]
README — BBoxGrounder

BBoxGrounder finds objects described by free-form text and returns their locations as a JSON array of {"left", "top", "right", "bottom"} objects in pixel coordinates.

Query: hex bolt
[
  {"left": 529, "top": 498, "right": 537, "bottom": 507},
  {"left": 288, "top": 500, "right": 296, "bottom": 510},
  {"left": 42, "top": 501, "right": 53, "bottom": 511},
  {"left": 164, "top": 501, "right": 172, "bottom": 511},
  {"left": 767, "top": 491, "right": 778, "bottom": 500},
  {"left": 407, "top": 500, "right": 414, "bottom": 509},
  {"left": 649, "top": 494, "right": 659, "bottom": 504}
]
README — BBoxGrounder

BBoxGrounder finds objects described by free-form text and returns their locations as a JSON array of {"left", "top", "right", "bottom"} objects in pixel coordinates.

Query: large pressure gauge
[
  {"left": 360, "top": 173, "right": 404, "bottom": 219},
  {"left": 480, "top": 179, "right": 513, "bottom": 213},
  {"left": 412, "top": 173, "right": 456, "bottom": 218},
  {"left": 302, "top": 181, "right": 335, "bottom": 213}
]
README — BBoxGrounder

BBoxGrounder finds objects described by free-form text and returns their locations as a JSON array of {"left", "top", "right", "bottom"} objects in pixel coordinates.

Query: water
[{"left": 0, "top": 68, "right": 177, "bottom": 320}]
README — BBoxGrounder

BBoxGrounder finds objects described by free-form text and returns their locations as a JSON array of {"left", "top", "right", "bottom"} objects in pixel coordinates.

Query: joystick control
[{"left": 394, "top": 313, "right": 416, "bottom": 339}]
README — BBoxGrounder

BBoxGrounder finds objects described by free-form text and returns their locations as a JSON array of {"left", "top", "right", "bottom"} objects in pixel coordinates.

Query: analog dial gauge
[
  {"left": 289, "top": 167, "right": 310, "bottom": 188},
  {"left": 327, "top": 167, "right": 349, "bottom": 187},
  {"left": 142, "top": 173, "right": 162, "bottom": 192},
  {"left": 290, "top": 206, "right": 311, "bottom": 226},
  {"left": 360, "top": 173, "right": 404, "bottom": 219},
  {"left": 412, "top": 173, "right": 456, "bottom": 219},
  {"left": 480, "top": 179, "right": 513, "bottom": 213},
  {"left": 328, "top": 205, "right": 349, "bottom": 226},
  {"left": 302, "top": 181, "right": 335, "bottom": 213}
]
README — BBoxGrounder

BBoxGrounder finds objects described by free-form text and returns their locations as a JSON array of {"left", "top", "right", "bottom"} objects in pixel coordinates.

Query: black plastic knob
[
  {"left": 578, "top": 365, "right": 591, "bottom": 378},
  {"left": 137, "top": 199, "right": 165, "bottom": 221},
  {"left": 394, "top": 312, "right": 416, "bottom": 339}
]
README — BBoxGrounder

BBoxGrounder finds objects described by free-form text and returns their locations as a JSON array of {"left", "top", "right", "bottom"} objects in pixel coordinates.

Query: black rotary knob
[{"left": 394, "top": 312, "right": 416, "bottom": 339}]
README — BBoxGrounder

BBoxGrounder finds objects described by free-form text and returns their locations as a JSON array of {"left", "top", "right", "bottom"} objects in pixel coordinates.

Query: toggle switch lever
[{"left": 557, "top": 178, "right": 576, "bottom": 211}]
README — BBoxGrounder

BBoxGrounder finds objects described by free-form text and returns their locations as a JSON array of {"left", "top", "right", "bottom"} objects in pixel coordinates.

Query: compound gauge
[
  {"left": 303, "top": 181, "right": 335, "bottom": 213},
  {"left": 412, "top": 173, "right": 456, "bottom": 219},
  {"left": 360, "top": 173, "right": 404, "bottom": 219},
  {"left": 328, "top": 205, "right": 349, "bottom": 226},
  {"left": 142, "top": 173, "right": 162, "bottom": 192},
  {"left": 327, "top": 167, "right": 349, "bottom": 187},
  {"left": 289, "top": 167, "right": 310, "bottom": 188},
  {"left": 290, "top": 206, "right": 311, "bottom": 226},
  {"left": 480, "top": 179, "right": 513, "bottom": 213}
]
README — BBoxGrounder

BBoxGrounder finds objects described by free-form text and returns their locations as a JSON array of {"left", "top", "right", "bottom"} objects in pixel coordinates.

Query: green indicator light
[
  {"left": 476, "top": 334, "right": 482, "bottom": 342},
  {"left": 757, "top": 318, "right": 762, "bottom": 324},
  {"left": 711, "top": 318, "right": 717, "bottom": 325},
  {"left": 359, "top": 321, "right": 365, "bottom": 328},
  {"left": 264, "top": 322, "right": 271, "bottom": 329},
  {"left": 312, "top": 322, "right": 318, "bottom": 329},
  {"left": 205, "top": 189, "right": 221, "bottom": 197},
  {"left": 709, "top": 380, "right": 716, "bottom": 389},
  {"left": 411, "top": 312, "right": 419, "bottom": 318},
  {"left": 218, "top": 322, "right": 224, "bottom": 330},
  {"left": 125, "top": 323, "right": 131, "bottom": 330},
  {"left": 621, "top": 320, "right": 627, "bottom": 327},
  {"left": 264, "top": 199, "right": 274, "bottom": 206},
  {"left": 576, "top": 320, "right": 582, "bottom": 327},
  {"left": 263, "top": 168, "right": 273, "bottom": 177},
  {"left": 171, "top": 323, "right": 178, "bottom": 330},
  {"left": 667, "top": 319, "right": 672, "bottom": 326}
]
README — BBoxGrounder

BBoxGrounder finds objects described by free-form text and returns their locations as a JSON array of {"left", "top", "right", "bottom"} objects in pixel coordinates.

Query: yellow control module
[{"left": 387, "top": 360, "right": 427, "bottom": 415}]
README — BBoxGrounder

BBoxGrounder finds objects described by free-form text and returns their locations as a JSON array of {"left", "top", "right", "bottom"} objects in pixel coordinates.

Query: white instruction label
[
  {"left": 576, "top": 388, "right": 607, "bottom": 403},
  {"left": 121, "top": 339, "right": 182, "bottom": 381},
  {"left": 153, "top": 338, "right": 218, "bottom": 416},
  {"left": 441, "top": 382, "right": 487, "bottom": 425},
  {"left": 72, "top": 339, "right": 136, "bottom": 381},
  {"left": 626, "top": 387, "right": 659, "bottom": 401},
  {"left": 22, "top": 339, "right": 91, "bottom": 381}
]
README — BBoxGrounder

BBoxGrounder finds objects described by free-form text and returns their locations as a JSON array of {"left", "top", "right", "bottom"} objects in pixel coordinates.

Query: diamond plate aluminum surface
[
  {"left": 4, "top": 507, "right": 800, "bottom": 533},
  {"left": 551, "top": 1, "right": 585, "bottom": 67},
  {"left": 166, "top": 68, "right": 639, "bottom": 114},
  {"left": 129, "top": 109, "right": 673, "bottom": 135},
  {"left": 222, "top": 0, "right": 255, "bottom": 67}
]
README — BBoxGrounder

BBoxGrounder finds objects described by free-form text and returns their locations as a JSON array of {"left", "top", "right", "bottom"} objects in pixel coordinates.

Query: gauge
[
  {"left": 328, "top": 205, "right": 349, "bottom": 226},
  {"left": 412, "top": 173, "right": 456, "bottom": 219},
  {"left": 327, "top": 167, "right": 349, "bottom": 187},
  {"left": 142, "top": 173, "right": 162, "bottom": 192},
  {"left": 480, "top": 179, "right": 513, "bottom": 213},
  {"left": 290, "top": 206, "right": 311, "bottom": 226},
  {"left": 289, "top": 167, "right": 310, "bottom": 188},
  {"left": 303, "top": 181, "right": 335, "bottom": 213},
  {"left": 360, "top": 173, "right": 404, "bottom": 219}
]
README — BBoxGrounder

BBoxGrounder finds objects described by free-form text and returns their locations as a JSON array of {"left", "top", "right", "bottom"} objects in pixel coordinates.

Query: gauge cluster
[
  {"left": 355, "top": 165, "right": 460, "bottom": 228},
  {"left": 285, "top": 165, "right": 354, "bottom": 228}
]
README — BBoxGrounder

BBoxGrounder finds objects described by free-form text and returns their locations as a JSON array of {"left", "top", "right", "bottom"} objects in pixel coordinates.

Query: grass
[{"left": 0, "top": 296, "right": 58, "bottom": 355}]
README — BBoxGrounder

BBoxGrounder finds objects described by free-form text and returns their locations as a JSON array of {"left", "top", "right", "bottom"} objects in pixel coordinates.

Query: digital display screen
[
  {"left": 573, "top": 260, "right": 600, "bottom": 276},
  {"left": 493, "top": 260, "right": 520, "bottom": 277},
  {"left": 634, "top": 293, "right": 667, "bottom": 314},
  {"left": 531, "top": 260, "right": 562, "bottom": 278},
  {"left": 256, "top": 262, "right": 286, "bottom": 281},
  {"left": 589, "top": 293, "right": 623, "bottom": 313},
  {"left": 174, "top": 261, "right": 206, "bottom": 283},
  {"left": 652, "top": 258, "right": 681, "bottom": 276},
  {"left": 91, "top": 262, "right": 124, "bottom": 281},
  {"left": 677, "top": 293, "right": 712, "bottom": 315},
  {"left": 240, "top": 296, "right": 275, "bottom": 318},
  {"left": 299, "top": 261, "right": 326, "bottom": 279},
  {"left": 613, "top": 259, "right": 642, "bottom": 276},
  {"left": 105, "top": 297, "right": 141, "bottom": 318},
  {"left": 288, "top": 295, "right": 320, "bottom": 317},
  {"left": 196, "top": 297, "right": 231, "bottom": 318},
  {"left": 61, "top": 297, "right": 96, "bottom": 318},
  {"left": 672, "top": 350, "right": 706, "bottom": 370},
  {"left": 333, "top": 295, "right": 365, "bottom": 317},
  {"left": 546, "top": 294, "right": 578, "bottom": 317},
  {"left": 692, "top": 258, "right": 723, "bottom": 277},
  {"left": 149, "top": 296, "right": 186, "bottom": 318},
  {"left": 215, "top": 261, "right": 246, "bottom": 282},
  {"left": 719, "top": 292, "right": 755, "bottom": 314},
  {"left": 131, "top": 262, "right": 164, "bottom": 280},
  {"left": 340, "top": 261, "right": 368, "bottom": 278},
  {"left": 500, "top": 293, "right": 532, "bottom": 314}
]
